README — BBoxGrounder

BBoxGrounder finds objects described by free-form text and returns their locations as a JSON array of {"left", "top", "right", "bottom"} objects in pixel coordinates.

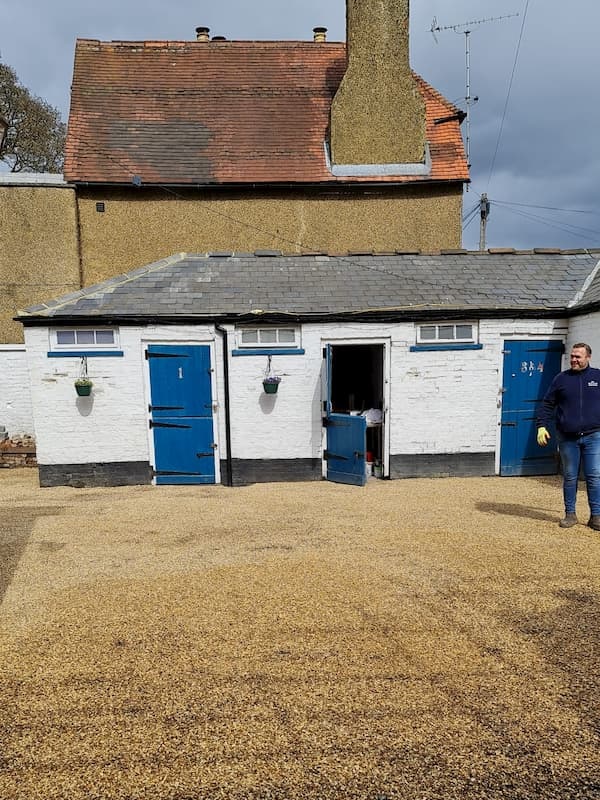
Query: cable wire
[
  {"left": 486, "top": 0, "right": 531, "bottom": 189},
  {"left": 492, "top": 199, "right": 600, "bottom": 216},
  {"left": 493, "top": 202, "right": 600, "bottom": 241},
  {"left": 462, "top": 208, "right": 481, "bottom": 232}
]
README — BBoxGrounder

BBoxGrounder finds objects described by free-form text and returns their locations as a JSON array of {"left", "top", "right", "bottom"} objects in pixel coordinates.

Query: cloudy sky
[{"left": 1, "top": 0, "right": 598, "bottom": 250}]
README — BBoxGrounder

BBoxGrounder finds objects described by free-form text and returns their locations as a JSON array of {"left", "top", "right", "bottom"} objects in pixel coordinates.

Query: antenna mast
[{"left": 430, "top": 14, "right": 519, "bottom": 174}]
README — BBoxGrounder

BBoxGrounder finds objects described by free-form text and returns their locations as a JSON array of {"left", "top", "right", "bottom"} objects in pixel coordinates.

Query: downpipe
[{"left": 215, "top": 324, "right": 233, "bottom": 486}]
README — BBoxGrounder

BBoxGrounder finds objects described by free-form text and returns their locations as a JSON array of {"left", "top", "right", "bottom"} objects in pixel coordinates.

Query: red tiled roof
[{"left": 64, "top": 39, "right": 469, "bottom": 186}]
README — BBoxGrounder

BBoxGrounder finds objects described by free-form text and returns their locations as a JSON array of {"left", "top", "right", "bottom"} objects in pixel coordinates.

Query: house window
[
  {"left": 51, "top": 328, "right": 119, "bottom": 350},
  {"left": 417, "top": 322, "right": 476, "bottom": 344},
  {"left": 237, "top": 327, "right": 299, "bottom": 348}
]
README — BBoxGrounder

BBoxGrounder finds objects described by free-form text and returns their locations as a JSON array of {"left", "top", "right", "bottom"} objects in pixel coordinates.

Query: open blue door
[
  {"left": 500, "top": 340, "right": 563, "bottom": 476},
  {"left": 147, "top": 344, "right": 216, "bottom": 484},
  {"left": 323, "top": 345, "right": 367, "bottom": 486}
]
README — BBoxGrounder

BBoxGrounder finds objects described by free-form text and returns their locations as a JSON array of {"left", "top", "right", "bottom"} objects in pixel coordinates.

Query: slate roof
[
  {"left": 17, "top": 250, "right": 600, "bottom": 324},
  {"left": 64, "top": 39, "right": 468, "bottom": 186}
]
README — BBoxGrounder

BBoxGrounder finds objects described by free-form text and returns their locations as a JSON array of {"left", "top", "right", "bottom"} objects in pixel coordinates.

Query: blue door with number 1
[
  {"left": 147, "top": 345, "right": 216, "bottom": 484},
  {"left": 500, "top": 340, "right": 563, "bottom": 476}
]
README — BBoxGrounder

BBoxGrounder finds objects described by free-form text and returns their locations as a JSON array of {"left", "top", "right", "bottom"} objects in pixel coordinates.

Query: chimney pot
[
  {"left": 313, "top": 26, "right": 327, "bottom": 43},
  {"left": 212, "top": 35, "right": 227, "bottom": 41},
  {"left": 195, "top": 26, "right": 210, "bottom": 42}
]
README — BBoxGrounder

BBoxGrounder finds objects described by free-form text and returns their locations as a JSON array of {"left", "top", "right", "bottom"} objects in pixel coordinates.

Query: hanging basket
[
  {"left": 263, "top": 380, "right": 280, "bottom": 394},
  {"left": 75, "top": 356, "right": 93, "bottom": 396},
  {"left": 75, "top": 380, "right": 93, "bottom": 396}
]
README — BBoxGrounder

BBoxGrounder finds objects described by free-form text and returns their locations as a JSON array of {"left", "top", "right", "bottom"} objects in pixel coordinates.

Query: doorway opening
[{"left": 325, "top": 343, "right": 386, "bottom": 482}]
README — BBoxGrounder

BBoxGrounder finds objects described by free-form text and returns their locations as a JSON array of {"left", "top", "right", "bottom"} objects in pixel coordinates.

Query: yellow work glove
[{"left": 537, "top": 426, "right": 551, "bottom": 446}]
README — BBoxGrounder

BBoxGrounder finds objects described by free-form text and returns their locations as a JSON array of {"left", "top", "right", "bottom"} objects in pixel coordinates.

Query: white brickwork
[
  {"left": 24, "top": 326, "right": 217, "bottom": 466},
  {"left": 25, "top": 315, "right": 593, "bottom": 478},
  {"left": 567, "top": 312, "right": 600, "bottom": 362},
  {"left": 392, "top": 319, "right": 568, "bottom": 456},
  {"left": 0, "top": 346, "right": 34, "bottom": 437}
]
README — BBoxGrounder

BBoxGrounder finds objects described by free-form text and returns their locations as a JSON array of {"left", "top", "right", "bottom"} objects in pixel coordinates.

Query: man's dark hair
[{"left": 572, "top": 342, "right": 592, "bottom": 355}]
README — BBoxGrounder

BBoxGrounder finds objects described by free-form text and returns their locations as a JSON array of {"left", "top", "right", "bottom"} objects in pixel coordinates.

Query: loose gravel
[{"left": 0, "top": 469, "right": 599, "bottom": 800}]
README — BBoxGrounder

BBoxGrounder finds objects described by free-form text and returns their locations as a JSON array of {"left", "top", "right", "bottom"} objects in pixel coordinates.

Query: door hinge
[
  {"left": 145, "top": 351, "right": 190, "bottom": 360},
  {"left": 323, "top": 450, "right": 349, "bottom": 461},
  {"left": 149, "top": 420, "right": 192, "bottom": 429},
  {"left": 152, "top": 469, "right": 203, "bottom": 477}
]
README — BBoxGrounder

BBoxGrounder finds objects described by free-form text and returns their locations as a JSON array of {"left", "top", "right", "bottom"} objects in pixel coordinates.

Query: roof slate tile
[
  {"left": 65, "top": 39, "right": 468, "bottom": 187},
  {"left": 17, "top": 251, "right": 600, "bottom": 321}
]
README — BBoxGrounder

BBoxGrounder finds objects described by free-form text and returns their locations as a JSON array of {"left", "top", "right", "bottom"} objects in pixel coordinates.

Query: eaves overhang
[
  {"left": 15, "top": 305, "right": 570, "bottom": 328},
  {"left": 562, "top": 300, "right": 600, "bottom": 318},
  {"left": 71, "top": 177, "right": 467, "bottom": 191}
]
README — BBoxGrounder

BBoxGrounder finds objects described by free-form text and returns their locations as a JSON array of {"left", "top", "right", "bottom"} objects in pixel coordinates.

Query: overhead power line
[
  {"left": 494, "top": 203, "right": 600, "bottom": 241},
  {"left": 492, "top": 199, "right": 600, "bottom": 216},
  {"left": 486, "top": 0, "right": 531, "bottom": 188}
]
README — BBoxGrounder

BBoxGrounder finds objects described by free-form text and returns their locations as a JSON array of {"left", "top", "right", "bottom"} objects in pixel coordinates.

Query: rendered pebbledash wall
[{"left": 24, "top": 316, "right": 574, "bottom": 486}]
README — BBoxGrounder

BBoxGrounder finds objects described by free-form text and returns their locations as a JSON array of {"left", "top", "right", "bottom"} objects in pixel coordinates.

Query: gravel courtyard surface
[{"left": 0, "top": 468, "right": 599, "bottom": 800}]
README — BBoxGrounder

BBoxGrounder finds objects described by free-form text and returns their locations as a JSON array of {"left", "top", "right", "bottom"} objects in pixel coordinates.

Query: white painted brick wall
[
  {"left": 26, "top": 314, "right": 592, "bottom": 474},
  {"left": 25, "top": 327, "right": 150, "bottom": 465},
  {"left": 24, "top": 325, "right": 219, "bottom": 467},
  {"left": 228, "top": 326, "right": 323, "bottom": 459},
  {"left": 390, "top": 318, "right": 568, "bottom": 456},
  {"left": 0, "top": 346, "right": 34, "bottom": 437},
  {"left": 567, "top": 312, "right": 600, "bottom": 362}
]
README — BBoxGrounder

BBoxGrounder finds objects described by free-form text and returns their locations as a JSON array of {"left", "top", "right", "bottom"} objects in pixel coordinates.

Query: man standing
[{"left": 537, "top": 342, "right": 600, "bottom": 529}]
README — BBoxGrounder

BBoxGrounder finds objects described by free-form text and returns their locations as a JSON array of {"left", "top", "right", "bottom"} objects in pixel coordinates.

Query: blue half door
[
  {"left": 500, "top": 340, "right": 563, "bottom": 476},
  {"left": 147, "top": 344, "right": 216, "bottom": 484},
  {"left": 324, "top": 344, "right": 367, "bottom": 486}
]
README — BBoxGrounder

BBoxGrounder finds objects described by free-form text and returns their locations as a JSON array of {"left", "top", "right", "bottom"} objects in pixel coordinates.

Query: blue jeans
[{"left": 558, "top": 430, "right": 600, "bottom": 515}]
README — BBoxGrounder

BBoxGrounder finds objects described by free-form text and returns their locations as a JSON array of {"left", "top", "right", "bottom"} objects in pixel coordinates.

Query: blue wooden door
[
  {"left": 324, "top": 345, "right": 367, "bottom": 486},
  {"left": 500, "top": 340, "right": 563, "bottom": 476},
  {"left": 147, "top": 344, "right": 216, "bottom": 484}
]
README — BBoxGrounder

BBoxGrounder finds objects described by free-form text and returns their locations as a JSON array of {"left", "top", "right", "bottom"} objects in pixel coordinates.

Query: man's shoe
[
  {"left": 559, "top": 513, "right": 578, "bottom": 528},
  {"left": 588, "top": 515, "right": 600, "bottom": 531}
]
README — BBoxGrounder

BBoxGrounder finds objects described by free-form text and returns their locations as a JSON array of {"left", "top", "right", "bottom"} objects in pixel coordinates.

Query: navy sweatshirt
[{"left": 537, "top": 365, "right": 600, "bottom": 437}]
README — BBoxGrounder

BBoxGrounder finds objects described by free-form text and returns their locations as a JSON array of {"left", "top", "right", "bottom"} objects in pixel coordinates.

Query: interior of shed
[{"left": 329, "top": 343, "right": 385, "bottom": 473}]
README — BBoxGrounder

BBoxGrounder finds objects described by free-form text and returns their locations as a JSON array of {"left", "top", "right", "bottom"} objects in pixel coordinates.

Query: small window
[
  {"left": 416, "top": 322, "right": 476, "bottom": 344},
  {"left": 52, "top": 328, "right": 118, "bottom": 350},
  {"left": 237, "top": 327, "right": 299, "bottom": 348}
]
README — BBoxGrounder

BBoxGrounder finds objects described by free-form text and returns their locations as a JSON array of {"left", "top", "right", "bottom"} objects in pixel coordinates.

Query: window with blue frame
[
  {"left": 48, "top": 327, "right": 123, "bottom": 357},
  {"left": 417, "top": 322, "right": 476, "bottom": 344},
  {"left": 237, "top": 327, "right": 299, "bottom": 348},
  {"left": 232, "top": 326, "right": 304, "bottom": 356}
]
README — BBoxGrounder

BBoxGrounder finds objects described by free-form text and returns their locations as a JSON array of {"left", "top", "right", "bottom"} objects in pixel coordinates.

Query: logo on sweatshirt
[{"left": 589, "top": 381, "right": 599, "bottom": 387}]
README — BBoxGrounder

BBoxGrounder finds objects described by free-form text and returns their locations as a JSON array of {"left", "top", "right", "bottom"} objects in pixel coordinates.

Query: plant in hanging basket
[
  {"left": 262, "top": 375, "right": 281, "bottom": 394},
  {"left": 74, "top": 377, "right": 93, "bottom": 396}
]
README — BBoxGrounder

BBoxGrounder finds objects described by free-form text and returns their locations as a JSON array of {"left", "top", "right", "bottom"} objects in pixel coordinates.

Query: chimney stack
[
  {"left": 195, "top": 26, "right": 210, "bottom": 42},
  {"left": 313, "top": 27, "right": 327, "bottom": 43},
  {"left": 330, "top": 0, "right": 426, "bottom": 166}
]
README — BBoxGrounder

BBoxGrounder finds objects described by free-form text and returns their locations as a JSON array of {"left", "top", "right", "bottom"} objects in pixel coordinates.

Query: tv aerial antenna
[{"left": 430, "top": 13, "right": 519, "bottom": 176}]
